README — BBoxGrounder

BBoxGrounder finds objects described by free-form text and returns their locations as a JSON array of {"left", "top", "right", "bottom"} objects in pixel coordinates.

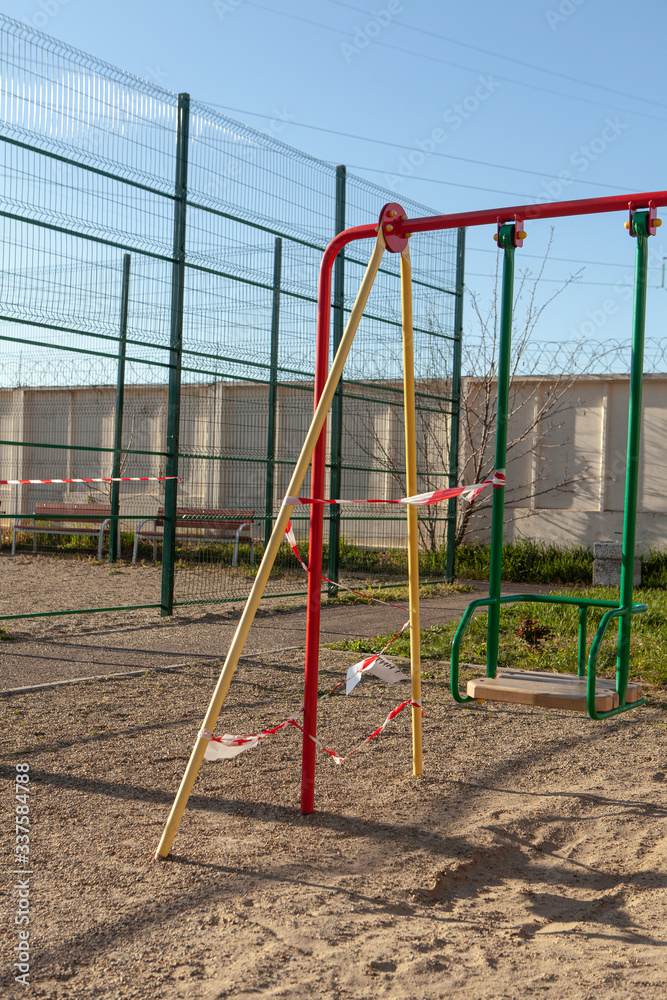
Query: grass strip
[{"left": 327, "top": 586, "right": 667, "bottom": 688}]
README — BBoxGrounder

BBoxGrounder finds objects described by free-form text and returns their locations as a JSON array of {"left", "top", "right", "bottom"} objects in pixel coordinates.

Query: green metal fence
[{"left": 0, "top": 15, "right": 461, "bottom": 619}]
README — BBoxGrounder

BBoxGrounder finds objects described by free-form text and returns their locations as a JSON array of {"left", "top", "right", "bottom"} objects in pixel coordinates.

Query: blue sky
[{"left": 4, "top": 0, "right": 667, "bottom": 361}]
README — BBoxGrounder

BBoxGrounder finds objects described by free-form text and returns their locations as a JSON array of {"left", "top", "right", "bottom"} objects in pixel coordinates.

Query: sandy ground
[
  {"left": 1, "top": 558, "right": 666, "bottom": 999},
  {"left": 0, "top": 556, "right": 553, "bottom": 691}
]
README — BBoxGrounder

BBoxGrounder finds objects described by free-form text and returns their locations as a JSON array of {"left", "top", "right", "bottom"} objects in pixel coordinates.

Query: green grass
[
  {"left": 9, "top": 525, "right": 667, "bottom": 593},
  {"left": 327, "top": 586, "right": 667, "bottom": 688},
  {"left": 454, "top": 540, "right": 594, "bottom": 585},
  {"left": 641, "top": 549, "right": 667, "bottom": 589},
  {"left": 454, "top": 541, "right": 667, "bottom": 589},
  {"left": 270, "top": 538, "right": 667, "bottom": 590},
  {"left": 323, "top": 580, "right": 475, "bottom": 606}
]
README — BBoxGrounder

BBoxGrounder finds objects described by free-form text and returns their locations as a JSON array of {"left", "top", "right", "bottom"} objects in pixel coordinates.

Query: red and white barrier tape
[
  {"left": 199, "top": 467, "right": 501, "bottom": 765},
  {"left": 285, "top": 470, "right": 505, "bottom": 509},
  {"left": 345, "top": 651, "right": 407, "bottom": 695},
  {"left": 283, "top": 471, "right": 505, "bottom": 604},
  {"left": 289, "top": 698, "right": 422, "bottom": 766},
  {"left": 200, "top": 622, "right": 415, "bottom": 764},
  {"left": 199, "top": 715, "right": 299, "bottom": 759},
  {"left": 0, "top": 476, "right": 181, "bottom": 485},
  {"left": 285, "top": 519, "right": 309, "bottom": 573},
  {"left": 340, "top": 622, "right": 411, "bottom": 697},
  {"left": 200, "top": 698, "right": 422, "bottom": 765},
  {"left": 285, "top": 519, "right": 409, "bottom": 609}
]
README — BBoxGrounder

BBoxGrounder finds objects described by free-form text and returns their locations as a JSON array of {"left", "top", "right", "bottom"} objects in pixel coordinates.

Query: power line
[
  {"left": 204, "top": 104, "right": 634, "bottom": 194},
  {"left": 323, "top": 0, "right": 667, "bottom": 113},
  {"left": 464, "top": 271, "right": 651, "bottom": 288},
  {"left": 343, "top": 163, "right": 530, "bottom": 198},
  {"left": 243, "top": 1, "right": 667, "bottom": 126},
  {"left": 193, "top": 109, "right": 657, "bottom": 273},
  {"left": 467, "top": 244, "right": 656, "bottom": 270}
]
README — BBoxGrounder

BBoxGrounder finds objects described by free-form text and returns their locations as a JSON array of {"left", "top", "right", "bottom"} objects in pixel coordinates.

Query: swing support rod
[{"left": 156, "top": 229, "right": 387, "bottom": 859}]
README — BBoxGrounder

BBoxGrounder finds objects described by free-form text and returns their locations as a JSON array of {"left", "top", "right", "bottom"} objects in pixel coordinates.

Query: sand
[{"left": 2, "top": 639, "right": 666, "bottom": 1000}]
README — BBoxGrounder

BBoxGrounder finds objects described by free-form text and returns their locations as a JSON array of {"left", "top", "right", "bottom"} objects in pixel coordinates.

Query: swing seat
[{"left": 467, "top": 668, "right": 643, "bottom": 714}]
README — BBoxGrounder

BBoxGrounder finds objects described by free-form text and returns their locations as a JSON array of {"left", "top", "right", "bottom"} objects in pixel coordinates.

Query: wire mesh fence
[{"left": 0, "top": 15, "right": 461, "bottom": 618}]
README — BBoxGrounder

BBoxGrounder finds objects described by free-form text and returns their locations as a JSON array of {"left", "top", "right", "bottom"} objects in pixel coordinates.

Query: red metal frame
[{"left": 300, "top": 189, "right": 667, "bottom": 814}]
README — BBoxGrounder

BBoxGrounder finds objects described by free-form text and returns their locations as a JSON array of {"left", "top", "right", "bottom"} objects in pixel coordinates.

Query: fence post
[
  {"left": 109, "top": 253, "right": 130, "bottom": 563},
  {"left": 446, "top": 227, "right": 465, "bottom": 580},
  {"left": 327, "top": 165, "right": 346, "bottom": 595},
  {"left": 161, "top": 93, "right": 189, "bottom": 616},
  {"left": 264, "top": 237, "right": 282, "bottom": 548}
]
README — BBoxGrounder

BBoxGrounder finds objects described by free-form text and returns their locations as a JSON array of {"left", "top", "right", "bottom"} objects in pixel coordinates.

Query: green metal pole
[
  {"left": 617, "top": 210, "right": 650, "bottom": 703},
  {"left": 327, "top": 165, "right": 346, "bottom": 597},
  {"left": 486, "top": 224, "right": 516, "bottom": 678},
  {"left": 445, "top": 227, "right": 465, "bottom": 581},
  {"left": 264, "top": 237, "right": 282, "bottom": 548},
  {"left": 577, "top": 605, "right": 587, "bottom": 676},
  {"left": 161, "top": 93, "right": 189, "bottom": 616},
  {"left": 109, "top": 253, "right": 130, "bottom": 563}
]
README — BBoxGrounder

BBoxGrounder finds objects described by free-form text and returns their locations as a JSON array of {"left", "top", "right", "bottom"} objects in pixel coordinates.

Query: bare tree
[
  {"left": 346, "top": 231, "right": 603, "bottom": 553},
  {"left": 83, "top": 402, "right": 162, "bottom": 510},
  {"left": 453, "top": 232, "right": 586, "bottom": 546}
]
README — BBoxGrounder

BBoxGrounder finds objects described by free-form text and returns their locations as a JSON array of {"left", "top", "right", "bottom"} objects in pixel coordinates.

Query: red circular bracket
[{"left": 378, "top": 202, "right": 409, "bottom": 253}]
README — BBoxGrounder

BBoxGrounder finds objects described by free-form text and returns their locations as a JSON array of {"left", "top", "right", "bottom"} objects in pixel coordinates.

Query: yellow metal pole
[
  {"left": 155, "top": 232, "right": 386, "bottom": 860},
  {"left": 400, "top": 246, "right": 423, "bottom": 776}
]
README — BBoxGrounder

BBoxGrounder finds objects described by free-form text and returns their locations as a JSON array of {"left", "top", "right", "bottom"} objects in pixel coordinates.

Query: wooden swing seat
[{"left": 467, "top": 668, "right": 642, "bottom": 714}]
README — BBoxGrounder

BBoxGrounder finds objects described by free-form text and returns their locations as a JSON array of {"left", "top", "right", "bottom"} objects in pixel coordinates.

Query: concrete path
[{"left": 0, "top": 580, "right": 554, "bottom": 691}]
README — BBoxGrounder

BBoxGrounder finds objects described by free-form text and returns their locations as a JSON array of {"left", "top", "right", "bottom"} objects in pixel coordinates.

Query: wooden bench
[
  {"left": 132, "top": 507, "right": 257, "bottom": 566},
  {"left": 11, "top": 503, "right": 119, "bottom": 560}
]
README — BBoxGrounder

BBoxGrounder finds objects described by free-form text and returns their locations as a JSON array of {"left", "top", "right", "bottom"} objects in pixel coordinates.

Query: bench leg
[
  {"left": 98, "top": 520, "right": 109, "bottom": 561},
  {"left": 233, "top": 522, "right": 250, "bottom": 568}
]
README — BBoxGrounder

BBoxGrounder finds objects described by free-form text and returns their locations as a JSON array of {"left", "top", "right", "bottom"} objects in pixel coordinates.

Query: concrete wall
[
  {"left": 463, "top": 375, "right": 667, "bottom": 551},
  {"left": 1, "top": 373, "right": 666, "bottom": 551}
]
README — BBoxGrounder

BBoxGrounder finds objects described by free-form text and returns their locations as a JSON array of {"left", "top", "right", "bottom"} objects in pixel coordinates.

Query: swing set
[{"left": 156, "top": 189, "right": 665, "bottom": 860}]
